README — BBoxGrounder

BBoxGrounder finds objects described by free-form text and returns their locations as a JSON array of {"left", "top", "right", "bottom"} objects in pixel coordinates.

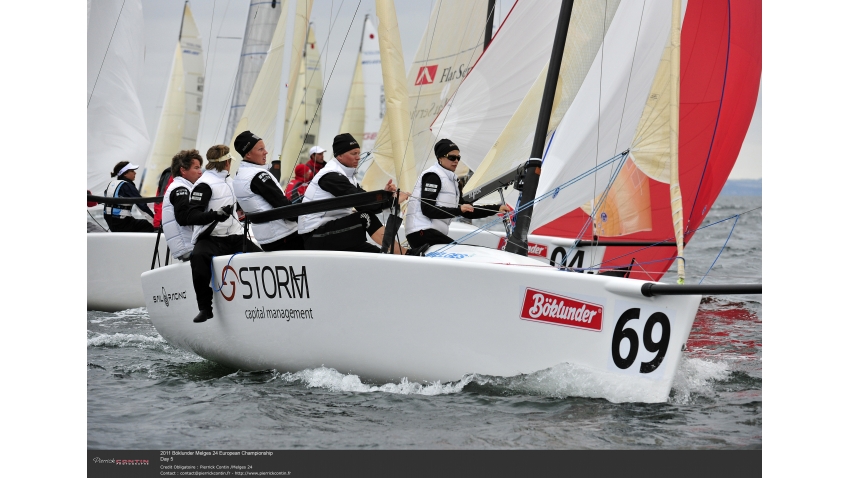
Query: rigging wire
[
  {"left": 87, "top": 0, "right": 128, "bottom": 108},
  {"left": 698, "top": 213, "right": 739, "bottom": 285}
]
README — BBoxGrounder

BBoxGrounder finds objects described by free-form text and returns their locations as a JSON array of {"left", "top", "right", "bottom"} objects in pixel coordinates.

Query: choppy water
[{"left": 87, "top": 196, "right": 761, "bottom": 449}]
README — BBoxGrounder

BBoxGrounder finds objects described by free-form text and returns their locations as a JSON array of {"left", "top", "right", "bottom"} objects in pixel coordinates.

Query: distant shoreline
[{"left": 720, "top": 179, "right": 761, "bottom": 196}]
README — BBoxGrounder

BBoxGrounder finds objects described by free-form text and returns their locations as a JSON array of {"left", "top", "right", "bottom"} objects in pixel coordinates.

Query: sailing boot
[{"left": 193, "top": 309, "right": 213, "bottom": 323}]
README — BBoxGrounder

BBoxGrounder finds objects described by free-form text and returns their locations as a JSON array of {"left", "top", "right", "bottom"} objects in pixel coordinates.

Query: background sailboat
[
  {"left": 139, "top": 1, "right": 205, "bottom": 197},
  {"left": 224, "top": 0, "right": 285, "bottom": 144}
]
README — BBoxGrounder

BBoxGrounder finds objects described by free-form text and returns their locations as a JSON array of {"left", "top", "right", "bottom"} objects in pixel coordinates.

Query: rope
[
  {"left": 209, "top": 252, "right": 244, "bottom": 292},
  {"left": 698, "top": 214, "right": 739, "bottom": 285}
]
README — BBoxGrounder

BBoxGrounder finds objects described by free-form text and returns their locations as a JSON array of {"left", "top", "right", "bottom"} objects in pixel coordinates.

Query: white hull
[
  {"left": 88, "top": 233, "right": 170, "bottom": 312},
  {"left": 142, "top": 246, "right": 700, "bottom": 403}
]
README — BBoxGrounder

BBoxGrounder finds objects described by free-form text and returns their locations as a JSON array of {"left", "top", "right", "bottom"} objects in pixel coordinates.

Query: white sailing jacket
[
  {"left": 405, "top": 163, "right": 460, "bottom": 236},
  {"left": 233, "top": 161, "right": 298, "bottom": 244},
  {"left": 298, "top": 158, "right": 359, "bottom": 234},
  {"left": 161, "top": 176, "right": 195, "bottom": 260},
  {"left": 191, "top": 169, "right": 243, "bottom": 244},
  {"left": 103, "top": 180, "right": 133, "bottom": 218}
]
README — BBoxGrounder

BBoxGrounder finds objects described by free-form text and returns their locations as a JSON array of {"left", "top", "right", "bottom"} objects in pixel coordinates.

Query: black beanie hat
[
  {"left": 234, "top": 131, "right": 262, "bottom": 157},
  {"left": 333, "top": 133, "right": 360, "bottom": 157},
  {"left": 434, "top": 138, "right": 459, "bottom": 159}
]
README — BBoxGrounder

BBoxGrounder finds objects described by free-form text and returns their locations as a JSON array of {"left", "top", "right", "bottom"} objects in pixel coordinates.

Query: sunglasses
[{"left": 444, "top": 155, "right": 461, "bottom": 162}]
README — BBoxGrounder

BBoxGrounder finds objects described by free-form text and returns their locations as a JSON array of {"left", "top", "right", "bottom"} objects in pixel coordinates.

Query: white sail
[
  {"left": 361, "top": 16, "right": 383, "bottom": 154},
  {"left": 463, "top": 0, "right": 622, "bottom": 193},
  {"left": 529, "top": 0, "right": 673, "bottom": 232},
  {"left": 279, "top": 0, "right": 316, "bottom": 183},
  {"left": 87, "top": 0, "right": 149, "bottom": 195},
  {"left": 227, "top": 0, "right": 290, "bottom": 173},
  {"left": 430, "top": 0, "right": 560, "bottom": 170},
  {"left": 338, "top": 51, "right": 364, "bottom": 145},
  {"left": 361, "top": 0, "right": 490, "bottom": 191},
  {"left": 224, "top": 0, "right": 284, "bottom": 143},
  {"left": 140, "top": 2, "right": 205, "bottom": 197}
]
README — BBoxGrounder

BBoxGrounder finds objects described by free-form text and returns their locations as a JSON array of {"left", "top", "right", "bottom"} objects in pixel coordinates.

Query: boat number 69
[{"left": 611, "top": 308, "right": 670, "bottom": 373}]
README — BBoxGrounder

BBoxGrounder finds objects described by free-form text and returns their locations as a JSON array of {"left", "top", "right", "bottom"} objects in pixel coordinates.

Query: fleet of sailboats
[{"left": 90, "top": 0, "right": 762, "bottom": 403}]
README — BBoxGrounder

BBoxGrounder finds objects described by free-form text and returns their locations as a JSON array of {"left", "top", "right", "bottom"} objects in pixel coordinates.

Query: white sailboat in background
[
  {"left": 224, "top": 0, "right": 285, "bottom": 145},
  {"left": 87, "top": 0, "right": 168, "bottom": 312},
  {"left": 139, "top": 1, "right": 205, "bottom": 197},
  {"left": 295, "top": 25, "right": 324, "bottom": 166}
]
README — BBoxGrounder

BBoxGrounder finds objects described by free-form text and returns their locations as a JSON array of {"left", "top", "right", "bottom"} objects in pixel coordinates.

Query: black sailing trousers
[
  {"left": 406, "top": 228, "right": 454, "bottom": 249},
  {"left": 190, "top": 234, "right": 262, "bottom": 313}
]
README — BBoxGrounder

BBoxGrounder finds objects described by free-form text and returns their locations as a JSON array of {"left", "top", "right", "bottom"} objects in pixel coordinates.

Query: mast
[
  {"left": 505, "top": 0, "right": 575, "bottom": 255},
  {"left": 484, "top": 0, "right": 496, "bottom": 49},
  {"left": 669, "top": 0, "right": 684, "bottom": 283}
]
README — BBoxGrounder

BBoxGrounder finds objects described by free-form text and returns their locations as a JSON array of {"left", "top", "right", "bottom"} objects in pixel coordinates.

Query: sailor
[
  {"left": 405, "top": 138, "right": 510, "bottom": 249},
  {"left": 102, "top": 161, "right": 156, "bottom": 233},
  {"left": 188, "top": 145, "right": 262, "bottom": 324},
  {"left": 298, "top": 133, "right": 408, "bottom": 253},
  {"left": 232, "top": 130, "right": 304, "bottom": 252},
  {"left": 160, "top": 149, "right": 204, "bottom": 262},
  {"left": 305, "top": 145, "right": 327, "bottom": 176}
]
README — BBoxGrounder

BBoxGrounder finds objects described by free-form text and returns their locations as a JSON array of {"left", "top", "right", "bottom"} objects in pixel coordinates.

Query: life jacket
[
  {"left": 232, "top": 161, "right": 298, "bottom": 244},
  {"left": 161, "top": 176, "right": 195, "bottom": 260},
  {"left": 103, "top": 180, "right": 133, "bottom": 218},
  {"left": 191, "top": 169, "right": 243, "bottom": 244},
  {"left": 298, "top": 158, "right": 358, "bottom": 234},
  {"left": 405, "top": 163, "right": 460, "bottom": 236}
]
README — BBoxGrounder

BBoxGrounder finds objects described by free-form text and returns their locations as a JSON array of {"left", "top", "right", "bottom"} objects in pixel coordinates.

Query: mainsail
[
  {"left": 224, "top": 0, "right": 284, "bottom": 143},
  {"left": 227, "top": 0, "right": 290, "bottom": 173},
  {"left": 361, "top": 0, "right": 490, "bottom": 192},
  {"left": 140, "top": 1, "right": 205, "bottom": 197},
  {"left": 529, "top": 0, "right": 761, "bottom": 282},
  {"left": 87, "top": 0, "right": 150, "bottom": 195}
]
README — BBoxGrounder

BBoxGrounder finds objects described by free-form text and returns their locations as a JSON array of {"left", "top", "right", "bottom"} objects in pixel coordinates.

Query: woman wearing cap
[
  {"left": 298, "top": 133, "right": 409, "bottom": 254},
  {"left": 102, "top": 161, "right": 156, "bottom": 232},
  {"left": 405, "top": 139, "right": 511, "bottom": 249},
  {"left": 232, "top": 130, "right": 304, "bottom": 252},
  {"left": 188, "top": 144, "right": 262, "bottom": 324}
]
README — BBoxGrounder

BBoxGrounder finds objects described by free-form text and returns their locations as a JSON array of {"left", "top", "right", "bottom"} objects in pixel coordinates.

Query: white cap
[
  {"left": 117, "top": 163, "right": 140, "bottom": 177},
  {"left": 308, "top": 146, "right": 326, "bottom": 156}
]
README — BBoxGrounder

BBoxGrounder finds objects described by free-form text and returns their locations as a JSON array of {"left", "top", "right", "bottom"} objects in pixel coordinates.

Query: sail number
[{"left": 611, "top": 308, "right": 670, "bottom": 373}]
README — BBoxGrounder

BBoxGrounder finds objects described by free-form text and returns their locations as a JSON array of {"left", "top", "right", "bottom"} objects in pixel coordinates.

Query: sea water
[{"left": 87, "top": 196, "right": 761, "bottom": 449}]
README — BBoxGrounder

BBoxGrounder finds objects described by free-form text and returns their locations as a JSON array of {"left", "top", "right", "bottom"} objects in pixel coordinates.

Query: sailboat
[
  {"left": 87, "top": 0, "right": 170, "bottom": 312},
  {"left": 140, "top": 0, "right": 760, "bottom": 403}
]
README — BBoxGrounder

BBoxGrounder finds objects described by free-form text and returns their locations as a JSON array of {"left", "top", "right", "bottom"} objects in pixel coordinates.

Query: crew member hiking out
[
  {"left": 298, "top": 133, "right": 411, "bottom": 254},
  {"left": 188, "top": 145, "right": 262, "bottom": 324},
  {"left": 406, "top": 138, "right": 511, "bottom": 249},
  {"left": 161, "top": 149, "right": 204, "bottom": 262},
  {"left": 232, "top": 130, "right": 304, "bottom": 252}
]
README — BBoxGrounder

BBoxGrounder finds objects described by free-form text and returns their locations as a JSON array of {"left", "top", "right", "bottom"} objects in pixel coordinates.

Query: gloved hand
[{"left": 215, "top": 204, "right": 233, "bottom": 222}]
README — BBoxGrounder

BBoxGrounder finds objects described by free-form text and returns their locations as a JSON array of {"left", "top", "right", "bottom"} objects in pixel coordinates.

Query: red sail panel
[{"left": 532, "top": 0, "right": 761, "bottom": 282}]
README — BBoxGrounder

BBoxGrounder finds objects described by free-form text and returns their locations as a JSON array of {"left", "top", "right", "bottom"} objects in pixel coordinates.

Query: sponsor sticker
[
  {"left": 415, "top": 65, "right": 438, "bottom": 85},
  {"left": 519, "top": 288, "right": 603, "bottom": 331},
  {"left": 498, "top": 237, "right": 548, "bottom": 257}
]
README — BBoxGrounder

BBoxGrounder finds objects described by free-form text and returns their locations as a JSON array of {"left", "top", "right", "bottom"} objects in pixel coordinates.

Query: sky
[{"left": 137, "top": 0, "right": 762, "bottom": 179}]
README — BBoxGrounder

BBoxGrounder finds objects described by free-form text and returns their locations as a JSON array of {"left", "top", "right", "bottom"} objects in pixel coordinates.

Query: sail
[
  {"left": 338, "top": 51, "right": 364, "bottom": 145},
  {"left": 361, "top": 17, "right": 383, "bottom": 154},
  {"left": 462, "top": 0, "right": 622, "bottom": 193},
  {"left": 224, "top": 0, "right": 284, "bottom": 143},
  {"left": 296, "top": 26, "right": 324, "bottom": 165},
  {"left": 228, "top": 0, "right": 290, "bottom": 173},
  {"left": 361, "top": 0, "right": 490, "bottom": 191},
  {"left": 279, "top": 0, "right": 316, "bottom": 183},
  {"left": 140, "top": 2, "right": 205, "bottom": 197},
  {"left": 430, "top": 0, "right": 560, "bottom": 170},
  {"left": 531, "top": 0, "right": 762, "bottom": 282},
  {"left": 87, "top": 0, "right": 150, "bottom": 195}
]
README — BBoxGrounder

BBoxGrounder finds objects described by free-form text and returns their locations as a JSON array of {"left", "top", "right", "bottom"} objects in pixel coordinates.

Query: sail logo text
[
  {"left": 520, "top": 288, "right": 603, "bottom": 331},
  {"left": 152, "top": 287, "right": 187, "bottom": 307},
  {"left": 415, "top": 65, "right": 438, "bottom": 85},
  {"left": 220, "top": 265, "right": 310, "bottom": 301},
  {"left": 498, "top": 237, "right": 547, "bottom": 257}
]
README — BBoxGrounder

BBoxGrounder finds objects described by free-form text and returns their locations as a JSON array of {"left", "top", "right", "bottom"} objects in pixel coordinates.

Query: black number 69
[{"left": 611, "top": 308, "right": 671, "bottom": 373}]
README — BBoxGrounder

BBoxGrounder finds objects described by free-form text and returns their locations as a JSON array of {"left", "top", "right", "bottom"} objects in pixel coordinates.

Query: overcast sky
[{"left": 137, "top": 0, "right": 762, "bottom": 179}]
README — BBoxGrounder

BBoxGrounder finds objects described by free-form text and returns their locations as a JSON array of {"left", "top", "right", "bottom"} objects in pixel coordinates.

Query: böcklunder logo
[{"left": 520, "top": 288, "right": 603, "bottom": 331}]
